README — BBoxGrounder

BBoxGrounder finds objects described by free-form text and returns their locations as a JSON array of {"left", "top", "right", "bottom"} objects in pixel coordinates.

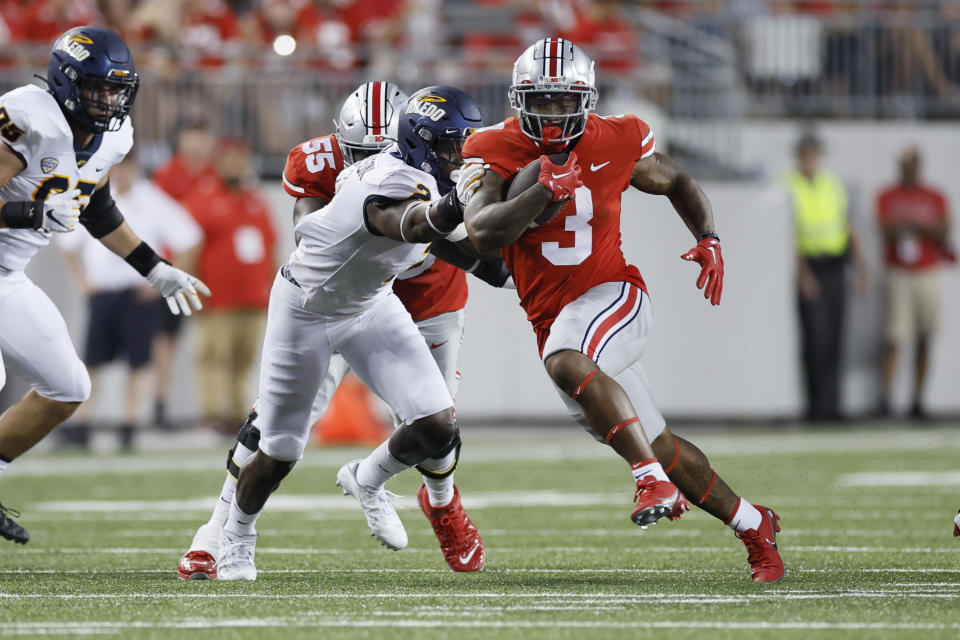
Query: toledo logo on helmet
[
  {"left": 58, "top": 34, "right": 91, "bottom": 62},
  {"left": 406, "top": 97, "right": 447, "bottom": 122}
]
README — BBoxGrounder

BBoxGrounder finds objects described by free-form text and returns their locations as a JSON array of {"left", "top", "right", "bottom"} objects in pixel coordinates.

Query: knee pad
[
  {"left": 42, "top": 364, "right": 91, "bottom": 403},
  {"left": 416, "top": 430, "right": 461, "bottom": 479},
  {"left": 226, "top": 408, "right": 262, "bottom": 478}
]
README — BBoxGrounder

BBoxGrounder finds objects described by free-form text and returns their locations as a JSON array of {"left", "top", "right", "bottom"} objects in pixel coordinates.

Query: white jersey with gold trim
[
  {"left": 0, "top": 84, "right": 133, "bottom": 272},
  {"left": 289, "top": 146, "right": 438, "bottom": 316}
]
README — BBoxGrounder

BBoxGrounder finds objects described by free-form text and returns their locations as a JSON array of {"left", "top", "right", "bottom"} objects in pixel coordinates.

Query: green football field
[{"left": 0, "top": 425, "right": 958, "bottom": 639}]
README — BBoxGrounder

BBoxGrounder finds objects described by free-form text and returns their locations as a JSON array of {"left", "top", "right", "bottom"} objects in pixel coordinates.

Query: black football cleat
[{"left": 0, "top": 502, "right": 29, "bottom": 544}]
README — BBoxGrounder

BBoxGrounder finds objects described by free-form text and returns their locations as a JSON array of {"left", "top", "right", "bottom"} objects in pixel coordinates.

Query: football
[{"left": 505, "top": 153, "right": 571, "bottom": 227}]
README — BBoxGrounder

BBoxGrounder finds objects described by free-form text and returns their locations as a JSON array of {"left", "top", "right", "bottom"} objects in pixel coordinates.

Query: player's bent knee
[
  {"left": 42, "top": 365, "right": 92, "bottom": 404},
  {"left": 257, "top": 433, "right": 307, "bottom": 463},
  {"left": 544, "top": 350, "right": 599, "bottom": 398},
  {"left": 410, "top": 408, "right": 457, "bottom": 455}
]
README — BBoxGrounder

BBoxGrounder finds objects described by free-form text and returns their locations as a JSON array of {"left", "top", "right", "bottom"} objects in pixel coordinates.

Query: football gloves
[
  {"left": 537, "top": 153, "right": 582, "bottom": 202},
  {"left": 146, "top": 262, "right": 212, "bottom": 316},
  {"left": 681, "top": 235, "right": 724, "bottom": 306},
  {"left": 454, "top": 162, "right": 485, "bottom": 207},
  {"left": 41, "top": 189, "right": 82, "bottom": 233}
]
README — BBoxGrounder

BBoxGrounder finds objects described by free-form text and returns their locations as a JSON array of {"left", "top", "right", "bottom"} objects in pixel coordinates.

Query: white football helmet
[
  {"left": 509, "top": 38, "right": 598, "bottom": 144},
  {"left": 335, "top": 81, "right": 408, "bottom": 165}
]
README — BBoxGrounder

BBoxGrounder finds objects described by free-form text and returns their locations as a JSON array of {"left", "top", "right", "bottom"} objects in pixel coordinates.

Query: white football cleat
[
  {"left": 216, "top": 528, "right": 258, "bottom": 581},
  {"left": 336, "top": 459, "right": 408, "bottom": 551}
]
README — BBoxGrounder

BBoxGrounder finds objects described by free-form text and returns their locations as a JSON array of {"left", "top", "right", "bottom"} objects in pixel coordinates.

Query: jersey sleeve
[
  {"left": 367, "top": 161, "right": 439, "bottom": 203},
  {"left": 462, "top": 124, "right": 514, "bottom": 180},
  {"left": 0, "top": 88, "right": 68, "bottom": 169},
  {"left": 281, "top": 136, "right": 341, "bottom": 201},
  {"left": 617, "top": 114, "right": 655, "bottom": 162}
]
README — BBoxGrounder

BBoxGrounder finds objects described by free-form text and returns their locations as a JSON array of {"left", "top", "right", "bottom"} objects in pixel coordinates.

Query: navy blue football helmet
[
  {"left": 47, "top": 26, "right": 140, "bottom": 134},
  {"left": 395, "top": 86, "right": 483, "bottom": 195}
]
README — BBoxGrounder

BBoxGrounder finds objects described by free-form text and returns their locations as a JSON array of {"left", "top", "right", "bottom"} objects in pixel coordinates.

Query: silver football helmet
[
  {"left": 509, "top": 38, "right": 598, "bottom": 144},
  {"left": 334, "top": 81, "right": 408, "bottom": 165}
]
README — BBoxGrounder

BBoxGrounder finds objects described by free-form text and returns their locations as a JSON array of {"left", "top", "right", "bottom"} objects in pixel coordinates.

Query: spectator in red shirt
[
  {"left": 562, "top": 0, "right": 637, "bottom": 75},
  {"left": 182, "top": 138, "right": 277, "bottom": 430},
  {"left": 19, "top": 0, "right": 97, "bottom": 43},
  {"left": 153, "top": 116, "right": 219, "bottom": 203},
  {"left": 875, "top": 146, "right": 953, "bottom": 420}
]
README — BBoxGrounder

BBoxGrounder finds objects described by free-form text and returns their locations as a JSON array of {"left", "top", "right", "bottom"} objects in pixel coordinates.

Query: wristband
[
  {"left": 124, "top": 241, "right": 164, "bottom": 277},
  {"left": 433, "top": 190, "right": 464, "bottom": 229},
  {"left": 697, "top": 231, "right": 720, "bottom": 242},
  {"left": 0, "top": 200, "right": 42, "bottom": 230}
]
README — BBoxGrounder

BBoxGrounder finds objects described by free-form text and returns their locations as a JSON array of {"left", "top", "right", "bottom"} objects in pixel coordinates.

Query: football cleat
[
  {"left": 336, "top": 459, "right": 408, "bottom": 551},
  {"left": 177, "top": 550, "right": 217, "bottom": 580},
  {"left": 954, "top": 510, "right": 959, "bottom": 537},
  {"left": 417, "top": 485, "right": 484, "bottom": 572},
  {"left": 667, "top": 491, "right": 691, "bottom": 521},
  {"left": 0, "top": 502, "right": 28, "bottom": 544},
  {"left": 735, "top": 504, "right": 785, "bottom": 583},
  {"left": 631, "top": 477, "right": 684, "bottom": 527},
  {"left": 216, "top": 529, "right": 258, "bottom": 581}
]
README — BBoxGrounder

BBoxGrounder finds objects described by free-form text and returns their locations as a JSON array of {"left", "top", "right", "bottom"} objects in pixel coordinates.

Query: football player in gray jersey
[{"left": 0, "top": 26, "right": 210, "bottom": 544}]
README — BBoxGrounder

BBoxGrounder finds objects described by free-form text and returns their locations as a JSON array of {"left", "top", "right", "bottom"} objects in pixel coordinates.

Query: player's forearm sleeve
[{"left": 80, "top": 181, "right": 125, "bottom": 238}]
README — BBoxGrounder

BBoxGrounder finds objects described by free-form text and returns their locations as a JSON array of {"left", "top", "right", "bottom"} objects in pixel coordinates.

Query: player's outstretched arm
[
  {"left": 429, "top": 239, "right": 512, "bottom": 288},
  {"left": 632, "top": 152, "right": 724, "bottom": 305},
  {"left": 365, "top": 190, "right": 465, "bottom": 243}
]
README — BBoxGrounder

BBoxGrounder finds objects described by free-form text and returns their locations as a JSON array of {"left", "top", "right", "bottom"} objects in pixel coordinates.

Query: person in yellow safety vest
[{"left": 786, "top": 133, "right": 868, "bottom": 422}]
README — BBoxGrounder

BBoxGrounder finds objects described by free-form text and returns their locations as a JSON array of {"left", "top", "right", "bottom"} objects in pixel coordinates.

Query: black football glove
[{"left": 470, "top": 258, "right": 512, "bottom": 288}]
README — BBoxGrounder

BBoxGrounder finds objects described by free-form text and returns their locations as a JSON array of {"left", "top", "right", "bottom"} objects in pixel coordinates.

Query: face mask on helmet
[
  {"left": 335, "top": 81, "right": 408, "bottom": 166},
  {"left": 515, "top": 89, "right": 590, "bottom": 145},
  {"left": 74, "top": 75, "right": 137, "bottom": 131},
  {"left": 412, "top": 125, "right": 469, "bottom": 196}
]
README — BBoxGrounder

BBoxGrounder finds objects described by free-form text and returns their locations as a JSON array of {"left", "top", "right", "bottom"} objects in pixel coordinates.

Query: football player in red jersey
[
  {"left": 456, "top": 39, "right": 784, "bottom": 582},
  {"left": 178, "top": 82, "right": 507, "bottom": 580}
]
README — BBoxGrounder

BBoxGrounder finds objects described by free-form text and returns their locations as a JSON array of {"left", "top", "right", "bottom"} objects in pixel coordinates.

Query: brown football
[{"left": 504, "top": 153, "right": 571, "bottom": 227}]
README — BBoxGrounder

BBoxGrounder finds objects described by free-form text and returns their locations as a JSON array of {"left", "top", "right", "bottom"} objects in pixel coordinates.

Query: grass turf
[{"left": 0, "top": 425, "right": 958, "bottom": 639}]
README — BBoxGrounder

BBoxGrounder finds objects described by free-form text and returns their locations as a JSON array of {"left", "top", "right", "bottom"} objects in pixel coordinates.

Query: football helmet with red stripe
[
  {"left": 335, "top": 81, "right": 408, "bottom": 166},
  {"left": 509, "top": 38, "right": 598, "bottom": 145}
]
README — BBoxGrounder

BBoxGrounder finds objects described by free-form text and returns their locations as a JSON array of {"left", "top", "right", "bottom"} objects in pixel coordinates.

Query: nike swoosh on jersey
[
  {"left": 459, "top": 542, "right": 481, "bottom": 565},
  {"left": 430, "top": 341, "right": 448, "bottom": 349},
  {"left": 551, "top": 172, "right": 572, "bottom": 179},
  {"left": 590, "top": 161, "right": 611, "bottom": 171}
]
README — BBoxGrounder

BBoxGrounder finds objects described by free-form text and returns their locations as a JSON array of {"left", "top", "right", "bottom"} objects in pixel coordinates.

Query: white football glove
[
  {"left": 454, "top": 162, "right": 485, "bottom": 207},
  {"left": 42, "top": 189, "right": 81, "bottom": 233},
  {"left": 145, "top": 262, "right": 212, "bottom": 316}
]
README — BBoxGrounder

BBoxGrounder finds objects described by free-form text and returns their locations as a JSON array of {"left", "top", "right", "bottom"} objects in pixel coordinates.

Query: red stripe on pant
[{"left": 585, "top": 285, "right": 638, "bottom": 359}]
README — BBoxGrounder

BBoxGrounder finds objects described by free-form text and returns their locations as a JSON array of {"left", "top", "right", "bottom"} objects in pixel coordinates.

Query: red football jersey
[
  {"left": 462, "top": 115, "right": 653, "bottom": 352},
  {"left": 280, "top": 136, "right": 467, "bottom": 322}
]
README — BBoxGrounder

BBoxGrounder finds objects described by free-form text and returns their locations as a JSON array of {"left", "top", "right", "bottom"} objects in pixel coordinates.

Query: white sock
[
  {"left": 223, "top": 496, "right": 261, "bottom": 536},
  {"left": 208, "top": 442, "right": 257, "bottom": 528},
  {"left": 631, "top": 458, "right": 669, "bottom": 483},
  {"left": 423, "top": 475, "right": 455, "bottom": 507},
  {"left": 209, "top": 476, "right": 238, "bottom": 528},
  {"left": 727, "top": 497, "right": 762, "bottom": 532},
  {"left": 355, "top": 440, "right": 409, "bottom": 489}
]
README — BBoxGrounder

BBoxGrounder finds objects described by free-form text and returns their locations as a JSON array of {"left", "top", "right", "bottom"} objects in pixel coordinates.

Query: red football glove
[
  {"left": 681, "top": 234, "right": 724, "bottom": 306},
  {"left": 537, "top": 152, "right": 582, "bottom": 202}
]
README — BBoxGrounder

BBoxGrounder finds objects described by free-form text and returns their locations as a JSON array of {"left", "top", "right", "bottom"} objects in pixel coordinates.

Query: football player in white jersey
[
  {"left": 179, "top": 82, "right": 501, "bottom": 579},
  {"left": 215, "top": 86, "right": 484, "bottom": 580},
  {"left": 0, "top": 26, "right": 209, "bottom": 544}
]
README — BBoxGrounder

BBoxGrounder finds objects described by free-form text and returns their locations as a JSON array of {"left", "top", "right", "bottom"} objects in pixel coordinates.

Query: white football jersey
[
  {"left": 289, "top": 147, "right": 438, "bottom": 316},
  {"left": 0, "top": 84, "right": 133, "bottom": 272}
]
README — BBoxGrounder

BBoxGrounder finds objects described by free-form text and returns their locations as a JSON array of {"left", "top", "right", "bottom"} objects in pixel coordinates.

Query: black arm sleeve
[{"left": 79, "top": 181, "right": 125, "bottom": 238}]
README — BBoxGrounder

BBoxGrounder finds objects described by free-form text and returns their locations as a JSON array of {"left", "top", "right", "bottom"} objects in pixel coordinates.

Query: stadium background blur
[{"left": 1, "top": 0, "right": 958, "bottom": 432}]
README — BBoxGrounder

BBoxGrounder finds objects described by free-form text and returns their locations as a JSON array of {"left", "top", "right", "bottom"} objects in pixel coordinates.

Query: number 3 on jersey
[
  {"left": 302, "top": 138, "right": 335, "bottom": 173},
  {"left": 541, "top": 186, "right": 593, "bottom": 266}
]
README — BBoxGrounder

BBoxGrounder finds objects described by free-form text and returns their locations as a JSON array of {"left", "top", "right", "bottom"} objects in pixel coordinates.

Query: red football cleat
[
  {"left": 631, "top": 477, "right": 684, "bottom": 527},
  {"left": 417, "top": 485, "right": 484, "bottom": 572},
  {"left": 177, "top": 550, "right": 217, "bottom": 580},
  {"left": 735, "top": 504, "right": 785, "bottom": 583}
]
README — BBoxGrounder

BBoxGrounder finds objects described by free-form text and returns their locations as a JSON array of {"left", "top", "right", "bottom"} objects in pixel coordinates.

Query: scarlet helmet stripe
[{"left": 371, "top": 81, "right": 383, "bottom": 135}]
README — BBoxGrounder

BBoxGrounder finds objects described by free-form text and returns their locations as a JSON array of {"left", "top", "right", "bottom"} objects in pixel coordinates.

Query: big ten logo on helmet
[
  {"left": 406, "top": 95, "right": 447, "bottom": 122},
  {"left": 58, "top": 34, "right": 93, "bottom": 62}
]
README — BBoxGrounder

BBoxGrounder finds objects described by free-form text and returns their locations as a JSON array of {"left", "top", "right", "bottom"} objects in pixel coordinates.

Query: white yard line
[
  {"left": 838, "top": 471, "right": 960, "bottom": 487},
  {"left": 1, "top": 618, "right": 959, "bottom": 634},
  {"left": 11, "top": 545, "right": 960, "bottom": 554}
]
